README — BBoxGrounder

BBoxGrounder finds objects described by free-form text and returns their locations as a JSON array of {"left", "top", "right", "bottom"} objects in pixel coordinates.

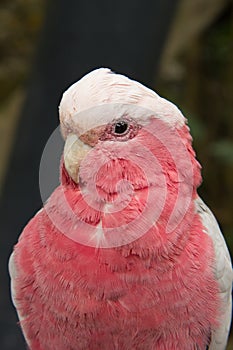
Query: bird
[{"left": 9, "top": 68, "right": 232, "bottom": 350}]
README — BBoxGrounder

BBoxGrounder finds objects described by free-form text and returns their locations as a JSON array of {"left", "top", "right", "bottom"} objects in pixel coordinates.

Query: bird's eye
[{"left": 113, "top": 121, "right": 129, "bottom": 135}]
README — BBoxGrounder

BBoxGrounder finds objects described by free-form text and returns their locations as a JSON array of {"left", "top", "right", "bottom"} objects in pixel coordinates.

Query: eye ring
[{"left": 113, "top": 120, "right": 129, "bottom": 135}]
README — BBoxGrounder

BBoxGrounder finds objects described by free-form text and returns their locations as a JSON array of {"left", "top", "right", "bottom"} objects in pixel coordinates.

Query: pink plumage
[{"left": 9, "top": 69, "right": 232, "bottom": 350}]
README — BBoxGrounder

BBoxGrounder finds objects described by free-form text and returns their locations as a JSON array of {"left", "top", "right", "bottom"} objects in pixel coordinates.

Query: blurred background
[{"left": 0, "top": 0, "right": 232, "bottom": 349}]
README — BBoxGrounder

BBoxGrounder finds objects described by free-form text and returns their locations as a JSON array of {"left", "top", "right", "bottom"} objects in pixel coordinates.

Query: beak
[{"left": 64, "top": 134, "right": 92, "bottom": 184}]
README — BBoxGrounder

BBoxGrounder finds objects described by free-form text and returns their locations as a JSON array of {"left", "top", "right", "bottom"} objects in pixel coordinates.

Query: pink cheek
[{"left": 94, "top": 158, "right": 149, "bottom": 195}]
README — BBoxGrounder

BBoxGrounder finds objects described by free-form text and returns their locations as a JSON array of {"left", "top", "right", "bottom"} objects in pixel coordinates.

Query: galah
[{"left": 9, "top": 68, "right": 232, "bottom": 350}]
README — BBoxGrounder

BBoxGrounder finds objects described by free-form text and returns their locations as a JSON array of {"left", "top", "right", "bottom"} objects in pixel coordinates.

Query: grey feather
[{"left": 196, "top": 197, "right": 233, "bottom": 350}]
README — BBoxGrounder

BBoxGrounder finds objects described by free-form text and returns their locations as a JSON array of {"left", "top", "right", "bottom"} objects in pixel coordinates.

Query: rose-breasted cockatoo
[{"left": 9, "top": 68, "right": 232, "bottom": 350}]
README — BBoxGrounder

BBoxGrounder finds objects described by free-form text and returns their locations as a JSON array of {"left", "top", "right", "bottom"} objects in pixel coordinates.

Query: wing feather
[
  {"left": 196, "top": 197, "right": 233, "bottom": 350},
  {"left": 9, "top": 252, "right": 31, "bottom": 347}
]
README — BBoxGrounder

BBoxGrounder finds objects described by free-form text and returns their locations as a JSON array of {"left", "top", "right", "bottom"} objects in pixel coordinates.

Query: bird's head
[{"left": 57, "top": 68, "right": 202, "bottom": 248}]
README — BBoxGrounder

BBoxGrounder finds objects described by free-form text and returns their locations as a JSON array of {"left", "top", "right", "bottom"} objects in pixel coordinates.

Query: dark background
[{"left": 0, "top": 0, "right": 232, "bottom": 349}]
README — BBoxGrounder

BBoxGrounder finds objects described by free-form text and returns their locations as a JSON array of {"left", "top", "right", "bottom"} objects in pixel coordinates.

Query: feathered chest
[{"left": 14, "top": 201, "right": 220, "bottom": 350}]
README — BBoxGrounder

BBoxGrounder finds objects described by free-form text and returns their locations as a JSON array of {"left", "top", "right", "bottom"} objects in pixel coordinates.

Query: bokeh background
[{"left": 0, "top": 0, "right": 232, "bottom": 349}]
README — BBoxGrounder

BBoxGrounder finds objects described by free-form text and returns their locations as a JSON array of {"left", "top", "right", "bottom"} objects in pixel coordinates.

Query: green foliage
[
  {"left": 210, "top": 140, "right": 233, "bottom": 164},
  {"left": 0, "top": 0, "right": 45, "bottom": 102}
]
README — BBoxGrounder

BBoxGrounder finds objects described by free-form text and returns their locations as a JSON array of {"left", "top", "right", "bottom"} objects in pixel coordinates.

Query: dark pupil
[{"left": 114, "top": 121, "right": 128, "bottom": 134}]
